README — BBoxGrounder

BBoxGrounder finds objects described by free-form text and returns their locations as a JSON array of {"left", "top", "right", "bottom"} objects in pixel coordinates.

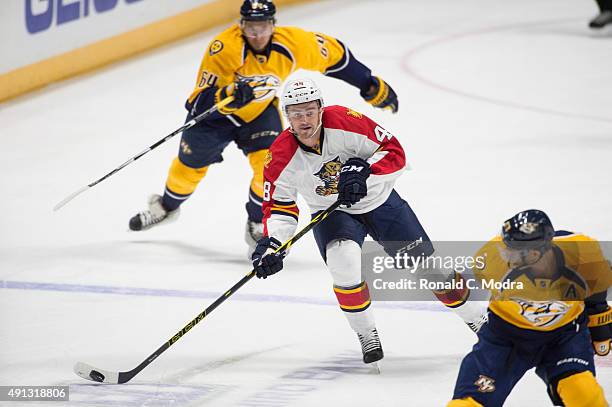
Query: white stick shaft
[{"left": 53, "top": 185, "right": 89, "bottom": 212}]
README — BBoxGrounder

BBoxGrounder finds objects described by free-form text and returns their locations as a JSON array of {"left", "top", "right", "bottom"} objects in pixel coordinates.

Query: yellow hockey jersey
[
  {"left": 474, "top": 232, "right": 612, "bottom": 331},
  {"left": 187, "top": 24, "right": 357, "bottom": 124}
]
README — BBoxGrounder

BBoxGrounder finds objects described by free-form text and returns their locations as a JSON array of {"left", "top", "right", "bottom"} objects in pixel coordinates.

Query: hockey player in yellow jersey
[
  {"left": 444, "top": 210, "right": 611, "bottom": 407},
  {"left": 128, "top": 0, "right": 399, "bottom": 257}
]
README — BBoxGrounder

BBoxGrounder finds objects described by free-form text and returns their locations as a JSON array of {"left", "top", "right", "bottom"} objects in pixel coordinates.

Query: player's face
[
  {"left": 286, "top": 101, "right": 322, "bottom": 147},
  {"left": 241, "top": 20, "right": 274, "bottom": 52},
  {"left": 499, "top": 245, "right": 547, "bottom": 269}
]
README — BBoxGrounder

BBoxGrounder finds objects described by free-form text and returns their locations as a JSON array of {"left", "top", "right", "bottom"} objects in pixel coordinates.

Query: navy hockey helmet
[
  {"left": 240, "top": 0, "right": 276, "bottom": 21},
  {"left": 502, "top": 209, "right": 555, "bottom": 253}
]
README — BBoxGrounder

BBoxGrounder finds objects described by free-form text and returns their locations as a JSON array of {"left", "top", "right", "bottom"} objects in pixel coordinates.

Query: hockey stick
[
  {"left": 74, "top": 200, "right": 342, "bottom": 384},
  {"left": 53, "top": 85, "right": 278, "bottom": 211},
  {"left": 52, "top": 96, "right": 233, "bottom": 211}
]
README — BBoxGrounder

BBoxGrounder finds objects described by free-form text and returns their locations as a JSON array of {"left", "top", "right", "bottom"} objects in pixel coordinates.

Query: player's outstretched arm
[
  {"left": 360, "top": 76, "right": 399, "bottom": 113},
  {"left": 325, "top": 43, "right": 398, "bottom": 113},
  {"left": 284, "top": 27, "right": 399, "bottom": 113}
]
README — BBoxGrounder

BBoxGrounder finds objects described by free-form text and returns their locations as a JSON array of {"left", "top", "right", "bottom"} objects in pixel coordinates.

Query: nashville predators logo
[
  {"left": 519, "top": 222, "right": 538, "bottom": 235},
  {"left": 346, "top": 108, "right": 363, "bottom": 119},
  {"left": 512, "top": 298, "right": 570, "bottom": 328},
  {"left": 474, "top": 375, "right": 496, "bottom": 393},
  {"left": 250, "top": 1, "right": 266, "bottom": 10},
  {"left": 236, "top": 73, "right": 280, "bottom": 101},
  {"left": 181, "top": 140, "right": 192, "bottom": 155},
  {"left": 209, "top": 40, "right": 224, "bottom": 56},
  {"left": 264, "top": 151, "right": 273, "bottom": 168},
  {"left": 314, "top": 156, "right": 342, "bottom": 196}
]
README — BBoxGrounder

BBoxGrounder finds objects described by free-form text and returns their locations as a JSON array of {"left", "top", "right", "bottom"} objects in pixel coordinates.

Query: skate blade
[
  {"left": 368, "top": 361, "right": 381, "bottom": 374},
  {"left": 590, "top": 24, "right": 612, "bottom": 36}
]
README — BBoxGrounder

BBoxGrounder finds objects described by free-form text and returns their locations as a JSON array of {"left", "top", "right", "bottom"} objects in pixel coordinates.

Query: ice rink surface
[{"left": 1, "top": 0, "right": 611, "bottom": 405}]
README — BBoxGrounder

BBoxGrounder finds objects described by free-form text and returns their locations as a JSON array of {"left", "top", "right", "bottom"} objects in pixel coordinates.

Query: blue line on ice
[{"left": 0, "top": 280, "right": 446, "bottom": 312}]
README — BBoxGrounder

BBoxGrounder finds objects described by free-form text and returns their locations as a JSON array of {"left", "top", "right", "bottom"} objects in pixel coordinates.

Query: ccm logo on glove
[{"left": 341, "top": 164, "right": 366, "bottom": 173}]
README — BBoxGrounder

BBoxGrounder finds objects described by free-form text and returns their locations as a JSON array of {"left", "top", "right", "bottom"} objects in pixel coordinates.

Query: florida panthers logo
[
  {"left": 346, "top": 108, "right": 363, "bottom": 119},
  {"left": 236, "top": 73, "right": 280, "bottom": 101},
  {"left": 314, "top": 156, "right": 342, "bottom": 196},
  {"left": 512, "top": 298, "right": 570, "bottom": 327}
]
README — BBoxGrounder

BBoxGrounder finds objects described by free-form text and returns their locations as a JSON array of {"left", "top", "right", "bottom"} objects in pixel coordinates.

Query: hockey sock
[
  {"left": 245, "top": 150, "right": 268, "bottom": 222},
  {"left": 557, "top": 371, "right": 608, "bottom": 407},
  {"left": 163, "top": 157, "right": 209, "bottom": 211},
  {"left": 246, "top": 187, "right": 264, "bottom": 222},
  {"left": 334, "top": 282, "right": 376, "bottom": 334},
  {"left": 326, "top": 239, "right": 376, "bottom": 334},
  {"left": 446, "top": 397, "right": 484, "bottom": 407},
  {"left": 596, "top": 0, "right": 612, "bottom": 11}
]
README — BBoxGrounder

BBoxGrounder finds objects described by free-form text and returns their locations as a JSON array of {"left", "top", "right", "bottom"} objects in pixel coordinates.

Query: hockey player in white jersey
[{"left": 251, "top": 78, "right": 434, "bottom": 364}]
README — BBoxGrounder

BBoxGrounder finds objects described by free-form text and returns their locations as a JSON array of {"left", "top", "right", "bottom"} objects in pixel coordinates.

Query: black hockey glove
[
  {"left": 251, "top": 237, "right": 285, "bottom": 279},
  {"left": 216, "top": 81, "right": 255, "bottom": 114},
  {"left": 337, "top": 157, "right": 371, "bottom": 207},
  {"left": 589, "top": 306, "right": 612, "bottom": 356},
  {"left": 361, "top": 76, "right": 398, "bottom": 113}
]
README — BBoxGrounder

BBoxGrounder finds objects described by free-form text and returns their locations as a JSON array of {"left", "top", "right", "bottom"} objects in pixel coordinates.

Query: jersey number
[
  {"left": 263, "top": 181, "right": 271, "bottom": 202},
  {"left": 374, "top": 126, "right": 393, "bottom": 142},
  {"left": 198, "top": 70, "right": 218, "bottom": 88},
  {"left": 315, "top": 34, "right": 329, "bottom": 58}
]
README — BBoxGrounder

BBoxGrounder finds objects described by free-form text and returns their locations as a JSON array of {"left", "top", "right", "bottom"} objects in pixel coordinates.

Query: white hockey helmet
[{"left": 281, "top": 78, "right": 324, "bottom": 116}]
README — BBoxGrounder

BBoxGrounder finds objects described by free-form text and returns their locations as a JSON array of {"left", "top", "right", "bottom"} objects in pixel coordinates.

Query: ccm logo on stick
[{"left": 26, "top": 0, "right": 143, "bottom": 34}]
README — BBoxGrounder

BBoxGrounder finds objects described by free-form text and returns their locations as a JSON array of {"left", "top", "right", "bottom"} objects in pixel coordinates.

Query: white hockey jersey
[{"left": 262, "top": 105, "right": 407, "bottom": 243}]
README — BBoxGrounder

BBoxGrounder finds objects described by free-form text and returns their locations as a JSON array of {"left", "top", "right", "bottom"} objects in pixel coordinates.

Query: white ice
[{"left": 1, "top": 0, "right": 611, "bottom": 406}]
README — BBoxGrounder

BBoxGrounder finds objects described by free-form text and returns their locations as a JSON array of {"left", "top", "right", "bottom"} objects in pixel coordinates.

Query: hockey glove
[
  {"left": 251, "top": 237, "right": 285, "bottom": 279},
  {"left": 588, "top": 306, "right": 612, "bottom": 356},
  {"left": 337, "top": 157, "right": 371, "bottom": 207},
  {"left": 361, "top": 76, "right": 398, "bottom": 113},
  {"left": 216, "top": 81, "right": 255, "bottom": 115},
  {"left": 466, "top": 312, "right": 489, "bottom": 334}
]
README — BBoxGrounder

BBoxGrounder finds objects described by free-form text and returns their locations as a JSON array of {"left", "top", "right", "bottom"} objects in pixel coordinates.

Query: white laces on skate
[
  {"left": 129, "top": 194, "right": 179, "bottom": 231},
  {"left": 137, "top": 209, "right": 166, "bottom": 228},
  {"left": 138, "top": 195, "right": 168, "bottom": 227},
  {"left": 358, "top": 329, "right": 381, "bottom": 353}
]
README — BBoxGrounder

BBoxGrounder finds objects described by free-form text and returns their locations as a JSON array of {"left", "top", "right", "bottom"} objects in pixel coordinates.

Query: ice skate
[
  {"left": 358, "top": 328, "right": 384, "bottom": 370},
  {"left": 245, "top": 220, "right": 264, "bottom": 259},
  {"left": 129, "top": 194, "right": 179, "bottom": 231},
  {"left": 589, "top": 10, "right": 612, "bottom": 29}
]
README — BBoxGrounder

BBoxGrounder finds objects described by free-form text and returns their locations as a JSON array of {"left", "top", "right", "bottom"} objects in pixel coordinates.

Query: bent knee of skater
[
  {"left": 447, "top": 397, "right": 483, "bottom": 407},
  {"left": 326, "top": 239, "right": 362, "bottom": 286},
  {"left": 557, "top": 371, "right": 608, "bottom": 407}
]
